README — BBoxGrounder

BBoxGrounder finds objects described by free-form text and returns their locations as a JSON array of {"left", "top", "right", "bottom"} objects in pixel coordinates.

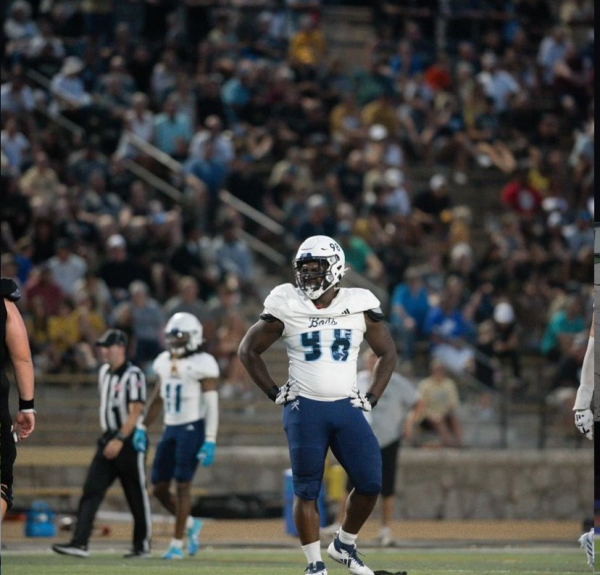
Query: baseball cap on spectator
[
  {"left": 429, "top": 174, "right": 447, "bottom": 191},
  {"left": 60, "top": 56, "right": 84, "bottom": 76},
  {"left": 384, "top": 168, "right": 404, "bottom": 188},
  {"left": 307, "top": 194, "right": 327, "bottom": 210},
  {"left": 494, "top": 302, "right": 515, "bottom": 324},
  {"left": 368, "top": 124, "right": 388, "bottom": 141},
  {"left": 107, "top": 234, "right": 127, "bottom": 249},
  {"left": 96, "top": 329, "right": 128, "bottom": 347}
]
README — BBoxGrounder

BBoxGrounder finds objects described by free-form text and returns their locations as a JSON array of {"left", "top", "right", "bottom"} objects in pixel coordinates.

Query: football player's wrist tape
[
  {"left": 203, "top": 390, "right": 219, "bottom": 443},
  {"left": 365, "top": 393, "right": 379, "bottom": 408},
  {"left": 574, "top": 336, "right": 594, "bottom": 411},
  {"left": 574, "top": 409, "right": 593, "bottom": 440},
  {"left": 267, "top": 385, "right": 280, "bottom": 402},
  {"left": 19, "top": 398, "right": 34, "bottom": 411}
]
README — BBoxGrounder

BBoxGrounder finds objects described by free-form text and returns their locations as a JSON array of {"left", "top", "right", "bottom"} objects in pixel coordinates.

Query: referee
[{"left": 52, "top": 329, "right": 152, "bottom": 558}]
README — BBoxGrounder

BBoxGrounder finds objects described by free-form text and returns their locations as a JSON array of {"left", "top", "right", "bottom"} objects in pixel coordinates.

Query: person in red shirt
[{"left": 500, "top": 169, "right": 542, "bottom": 217}]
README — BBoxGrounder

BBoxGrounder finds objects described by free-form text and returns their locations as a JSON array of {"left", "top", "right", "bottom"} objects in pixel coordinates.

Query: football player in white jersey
[
  {"left": 239, "top": 236, "right": 397, "bottom": 575},
  {"left": 573, "top": 310, "right": 594, "bottom": 569},
  {"left": 135, "top": 313, "right": 219, "bottom": 560}
]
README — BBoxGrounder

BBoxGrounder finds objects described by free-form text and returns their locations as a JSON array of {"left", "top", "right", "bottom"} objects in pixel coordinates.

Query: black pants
[
  {"left": 1, "top": 411, "right": 16, "bottom": 510},
  {"left": 71, "top": 435, "right": 151, "bottom": 552}
]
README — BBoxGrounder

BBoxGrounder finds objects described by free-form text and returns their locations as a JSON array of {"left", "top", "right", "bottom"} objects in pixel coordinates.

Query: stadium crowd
[{"left": 0, "top": 0, "right": 594, "bottom": 411}]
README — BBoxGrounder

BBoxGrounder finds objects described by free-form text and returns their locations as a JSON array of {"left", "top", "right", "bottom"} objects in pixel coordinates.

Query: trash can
[{"left": 283, "top": 469, "right": 327, "bottom": 536}]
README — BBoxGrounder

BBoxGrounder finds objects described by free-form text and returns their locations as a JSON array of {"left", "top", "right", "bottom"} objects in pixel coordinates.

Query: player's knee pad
[
  {"left": 1, "top": 483, "right": 14, "bottom": 511},
  {"left": 293, "top": 478, "right": 322, "bottom": 501},
  {"left": 353, "top": 477, "right": 382, "bottom": 497}
]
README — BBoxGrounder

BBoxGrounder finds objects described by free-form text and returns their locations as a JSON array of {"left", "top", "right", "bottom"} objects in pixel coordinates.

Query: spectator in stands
[
  {"left": 389, "top": 267, "right": 431, "bottom": 364},
  {"left": 50, "top": 56, "right": 93, "bottom": 120},
  {"left": 1, "top": 117, "right": 30, "bottom": 175},
  {"left": 154, "top": 95, "right": 193, "bottom": 157},
  {"left": 212, "top": 219, "right": 256, "bottom": 299},
  {"left": 0, "top": 67, "right": 36, "bottom": 120},
  {"left": 47, "top": 238, "right": 87, "bottom": 299},
  {"left": 112, "top": 280, "right": 165, "bottom": 369},
  {"left": 408, "top": 359, "right": 462, "bottom": 448},
  {"left": 66, "top": 137, "right": 109, "bottom": 187},
  {"left": 288, "top": 14, "right": 328, "bottom": 75},
  {"left": 19, "top": 150, "right": 63, "bottom": 201},
  {"left": 3, "top": 1, "right": 39, "bottom": 54},
  {"left": 24, "top": 264, "right": 63, "bottom": 316},
  {"left": 97, "top": 234, "right": 152, "bottom": 305},
  {"left": 294, "top": 193, "right": 337, "bottom": 242},
  {"left": 336, "top": 222, "right": 385, "bottom": 283},
  {"left": 209, "top": 279, "right": 252, "bottom": 399},
  {"left": 189, "top": 115, "right": 234, "bottom": 165},
  {"left": 468, "top": 95, "right": 517, "bottom": 174},
  {"left": 116, "top": 92, "right": 154, "bottom": 159},
  {"left": 500, "top": 167, "right": 543, "bottom": 217},
  {"left": 538, "top": 25, "right": 571, "bottom": 86},
  {"left": 424, "top": 285, "right": 475, "bottom": 374},
  {"left": 412, "top": 174, "right": 452, "bottom": 236},
  {"left": 492, "top": 301, "right": 521, "bottom": 383},
  {"left": 541, "top": 294, "right": 586, "bottom": 361}
]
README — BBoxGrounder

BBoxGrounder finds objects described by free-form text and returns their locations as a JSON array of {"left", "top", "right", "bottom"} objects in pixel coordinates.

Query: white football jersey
[
  {"left": 263, "top": 283, "right": 381, "bottom": 401},
  {"left": 152, "top": 350, "right": 220, "bottom": 425}
]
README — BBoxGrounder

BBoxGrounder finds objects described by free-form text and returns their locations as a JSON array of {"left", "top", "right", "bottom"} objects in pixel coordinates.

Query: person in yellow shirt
[
  {"left": 407, "top": 359, "right": 462, "bottom": 447},
  {"left": 288, "top": 15, "right": 327, "bottom": 69},
  {"left": 361, "top": 93, "right": 399, "bottom": 137}
]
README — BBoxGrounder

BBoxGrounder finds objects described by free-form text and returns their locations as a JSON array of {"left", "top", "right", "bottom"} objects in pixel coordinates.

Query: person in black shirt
[
  {"left": 52, "top": 329, "right": 151, "bottom": 558},
  {"left": 1, "top": 277, "right": 35, "bottom": 520},
  {"left": 412, "top": 174, "right": 452, "bottom": 235}
]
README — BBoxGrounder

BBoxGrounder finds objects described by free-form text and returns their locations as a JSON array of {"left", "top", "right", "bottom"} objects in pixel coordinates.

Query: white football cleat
[
  {"left": 579, "top": 529, "right": 594, "bottom": 568},
  {"left": 327, "top": 533, "right": 374, "bottom": 575}
]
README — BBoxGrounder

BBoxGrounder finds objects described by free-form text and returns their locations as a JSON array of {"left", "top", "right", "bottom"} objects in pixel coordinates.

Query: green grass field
[{"left": 1, "top": 548, "right": 589, "bottom": 575}]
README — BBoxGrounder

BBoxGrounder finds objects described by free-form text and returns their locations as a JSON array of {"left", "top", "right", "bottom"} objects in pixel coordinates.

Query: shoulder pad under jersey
[
  {"left": 262, "top": 283, "right": 298, "bottom": 320},
  {"left": 1, "top": 278, "right": 20, "bottom": 301},
  {"left": 339, "top": 288, "right": 381, "bottom": 314}
]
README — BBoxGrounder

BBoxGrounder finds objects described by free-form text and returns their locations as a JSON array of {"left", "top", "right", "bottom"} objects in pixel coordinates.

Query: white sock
[
  {"left": 338, "top": 528, "right": 358, "bottom": 546},
  {"left": 185, "top": 516, "right": 194, "bottom": 529},
  {"left": 301, "top": 541, "right": 322, "bottom": 564},
  {"left": 169, "top": 538, "right": 183, "bottom": 549}
]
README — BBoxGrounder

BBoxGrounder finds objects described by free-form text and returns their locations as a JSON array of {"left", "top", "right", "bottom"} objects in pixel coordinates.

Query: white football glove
[
  {"left": 575, "top": 409, "right": 593, "bottom": 440},
  {"left": 349, "top": 390, "right": 374, "bottom": 412},
  {"left": 275, "top": 381, "right": 298, "bottom": 405}
]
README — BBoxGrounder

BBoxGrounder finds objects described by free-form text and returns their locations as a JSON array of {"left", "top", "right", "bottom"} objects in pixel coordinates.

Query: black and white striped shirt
[{"left": 98, "top": 361, "right": 146, "bottom": 433}]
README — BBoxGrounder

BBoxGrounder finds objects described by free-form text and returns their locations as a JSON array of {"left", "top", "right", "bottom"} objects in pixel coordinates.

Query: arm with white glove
[{"left": 573, "top": 317, "right": 594, "bottom": 440}]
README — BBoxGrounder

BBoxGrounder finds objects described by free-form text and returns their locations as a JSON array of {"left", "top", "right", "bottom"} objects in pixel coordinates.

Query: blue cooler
[
  {"left": 25, "top": 500, "right": 56, "bottom": 537},
  {"left": 283, "top": 469, "right": 327, "bottom": 536}
]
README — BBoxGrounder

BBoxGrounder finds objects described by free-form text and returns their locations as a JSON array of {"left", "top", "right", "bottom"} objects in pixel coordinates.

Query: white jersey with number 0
[
  {"left": 263, "top": 283, "right": 380, "bottom": 401},
  {"left": 152, "top": 350, "right": 219, "bottom": 425}
]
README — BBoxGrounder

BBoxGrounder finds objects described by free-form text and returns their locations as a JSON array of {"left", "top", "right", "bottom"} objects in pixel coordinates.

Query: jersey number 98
[{"left": 300, "top": 329, "right": 351, "bottom": 362}]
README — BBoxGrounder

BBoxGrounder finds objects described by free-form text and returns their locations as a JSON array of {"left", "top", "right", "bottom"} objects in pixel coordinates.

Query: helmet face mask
[
  {"left": 293, "top": 236, "right": 346, "bottom": 300},
  {"left": 165, "top": 312, "right": 203, "bottom": 356}
]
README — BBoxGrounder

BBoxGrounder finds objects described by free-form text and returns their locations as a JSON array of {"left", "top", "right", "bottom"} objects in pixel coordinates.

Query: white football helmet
[
  {"left": 293, "top": 235, "right": 347, "bottom": 300},
  {"left": 165, "top": 312, "right": 203, "bottom": 356}
]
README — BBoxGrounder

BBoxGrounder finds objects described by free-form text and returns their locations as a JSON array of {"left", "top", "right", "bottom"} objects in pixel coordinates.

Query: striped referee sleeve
[{"left": 125, "top": 367, "right": 147, "bottom": 403}]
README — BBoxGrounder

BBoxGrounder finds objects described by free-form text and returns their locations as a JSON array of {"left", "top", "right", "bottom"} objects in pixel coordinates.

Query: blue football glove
[
  {"left": 132, "top": 425, "right": 148, "bottom": 453},
  {"left": 197, "top": 441, "right": 216, "bottom": 467}
]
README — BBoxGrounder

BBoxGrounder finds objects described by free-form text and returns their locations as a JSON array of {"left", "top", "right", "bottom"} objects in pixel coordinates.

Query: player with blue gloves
[{"left": 135, "top": 312, "right": 219, "bottom": 560}]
